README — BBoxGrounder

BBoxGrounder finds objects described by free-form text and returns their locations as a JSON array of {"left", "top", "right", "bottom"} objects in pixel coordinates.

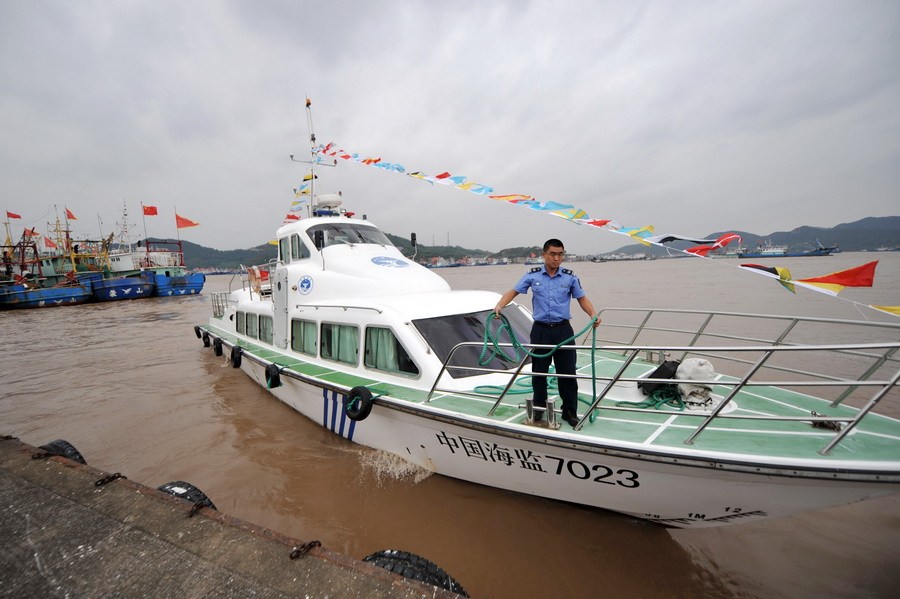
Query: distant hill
[
  {"left": 140, "top": 238, "right": 277, "bottom": 270},
  {"left": 173, "top": 216, "right": 899, "bottom": 269},
  {"left": 604, "top": 216, "right": 900, "bottom": 256}
]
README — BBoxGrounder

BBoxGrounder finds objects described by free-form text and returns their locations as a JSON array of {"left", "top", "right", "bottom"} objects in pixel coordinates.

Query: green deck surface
[{"left": 203, "top": 322, "right": 900, "bottom": 466}]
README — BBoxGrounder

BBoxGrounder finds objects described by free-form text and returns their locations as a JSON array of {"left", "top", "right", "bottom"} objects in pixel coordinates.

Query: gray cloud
[{"left": 1, "top": 0, "right": 897, "bottom": 253}]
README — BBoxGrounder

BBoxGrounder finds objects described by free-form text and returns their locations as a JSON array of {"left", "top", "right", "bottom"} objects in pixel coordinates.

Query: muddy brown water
[{"left": 2, "top": 253, "right": 899, "bottom": 598}]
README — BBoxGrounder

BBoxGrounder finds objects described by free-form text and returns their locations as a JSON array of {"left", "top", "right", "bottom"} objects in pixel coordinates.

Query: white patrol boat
[{"left": 196, "top": 194, "right": 900, "bottom": 528}]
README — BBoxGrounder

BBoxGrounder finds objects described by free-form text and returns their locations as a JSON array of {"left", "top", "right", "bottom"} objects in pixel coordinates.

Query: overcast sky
[{"left": 1, "top": 0, "right": 898, "bottom": 253}]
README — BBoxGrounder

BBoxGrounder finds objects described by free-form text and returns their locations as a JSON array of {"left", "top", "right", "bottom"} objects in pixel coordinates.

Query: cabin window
[
  {"left": 290, "top": 234, "right": 310, "bottom": 260},
  {"left": 246, "top": 313, "right": 259, "bottom": 338},
  {"left": 279, "top": 237, "right": 290, "bottom": 263},
  {"left": 306, "top": 223, "right": 393, "bottom": 248},
  {"left": 236, "top": 311, "right": 246, "bottom": 334},
  {"left": 365, "top": 327, "right": 419, "bottom": 376},
  {"left": 321, "top": 323, "right": 359, "bottom": 365},
  {"left": 290, "top": 319, "right": 317, "bottom": 355},
  {"left": 259, "top": 315, "right": 273, "bottom": 344},
  {"left": 413, "top": 309, "right": 533, "bottom": 378}
]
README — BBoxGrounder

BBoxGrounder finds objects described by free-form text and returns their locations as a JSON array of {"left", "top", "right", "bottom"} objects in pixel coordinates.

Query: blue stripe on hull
[{"left": 321, "top": 388, "right": 356, "bottom": 441}]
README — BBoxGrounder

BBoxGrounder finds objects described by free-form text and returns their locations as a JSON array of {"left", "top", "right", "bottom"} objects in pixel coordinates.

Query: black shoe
[{"left": 562, "top": 412, "right": 580, "bottom": 427}]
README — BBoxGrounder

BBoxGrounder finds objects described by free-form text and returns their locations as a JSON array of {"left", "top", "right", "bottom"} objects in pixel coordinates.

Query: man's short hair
[{"left": 542, "top": 239, "right": 565, "bottom": 252}]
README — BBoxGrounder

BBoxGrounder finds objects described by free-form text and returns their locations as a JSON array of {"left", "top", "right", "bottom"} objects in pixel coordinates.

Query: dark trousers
[{"left": 530, "top": 321, "right": 578, "bottom": 415}]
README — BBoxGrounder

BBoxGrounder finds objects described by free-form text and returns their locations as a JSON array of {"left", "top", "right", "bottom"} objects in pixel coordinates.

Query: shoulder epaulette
[
  {"left": 529, "top": 267, "right": 542, "bottom": 273},
  {"left": 562, "top": 268, "right": 574, "bottom": 275}
]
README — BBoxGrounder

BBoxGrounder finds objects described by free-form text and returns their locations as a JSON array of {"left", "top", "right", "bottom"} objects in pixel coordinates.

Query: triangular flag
[
  {"left": 6, "top": 211, "right": 21, "bottom": 219},
  {"left": 65, "top": 208, "right": 77, "bottom": 220},
  {"left": 739, "top": 263, "right": 796, "bottom": 293},
  {"left": 43, "top": 236, "right": 57, "bottom": 249},
  {"left": 795, "top": 261, "right": 877, "bottom": 294},
  {"left": 175, "top": 213, "right": 200, "bottom": 229}
]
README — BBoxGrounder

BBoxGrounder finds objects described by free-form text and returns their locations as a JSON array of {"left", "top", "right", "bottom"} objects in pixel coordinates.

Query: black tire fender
[
  {"left": 344, "top": 386, "right": 374, "bottom": 421},
  {"left": 38, "top": 439, "right": 87, "bottom": 465},
  {"left": 212, "top": 337, "right": 223, "bottom": 357},
  {"left": 230, "top": 345, "right": 242, "bottom": 368},
  {"left": 362, "top": 549, "right": 468, "bottom": 597},
  {"left": 265, "top": 362, "right": 281, "bottom": 388},
  {"left": 157, "top": 480, "right": 217, "bottom": 510},
  {"left": 193, "top": 325, "right": 202, "bottom": 339}
]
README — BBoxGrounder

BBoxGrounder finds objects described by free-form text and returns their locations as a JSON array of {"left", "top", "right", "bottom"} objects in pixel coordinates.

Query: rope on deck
[{"left": 477, "top": 313, "right": 602, "bottom": 422}]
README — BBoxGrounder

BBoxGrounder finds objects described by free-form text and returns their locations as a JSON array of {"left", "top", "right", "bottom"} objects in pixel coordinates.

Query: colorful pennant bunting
[{"left": 312, "top": 141, "right": 888, "bottom": 315}]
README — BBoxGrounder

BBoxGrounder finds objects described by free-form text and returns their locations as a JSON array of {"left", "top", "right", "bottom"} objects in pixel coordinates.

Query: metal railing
[
  {"left": 425, "top": 310, "right": 900, "bottom": 455},
  {"left": 210, "top": 291, "right": 230, "bottom": 318}
]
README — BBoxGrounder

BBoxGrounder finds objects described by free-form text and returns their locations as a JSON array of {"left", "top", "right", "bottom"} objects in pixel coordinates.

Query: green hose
[{"left": 476, "top": 313, "right": 602, "bottom": 422}]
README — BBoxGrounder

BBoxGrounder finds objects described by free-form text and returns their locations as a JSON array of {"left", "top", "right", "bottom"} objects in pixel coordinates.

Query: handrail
[{"left": 426, "top": 328, "right": 900, "bottom": 455}]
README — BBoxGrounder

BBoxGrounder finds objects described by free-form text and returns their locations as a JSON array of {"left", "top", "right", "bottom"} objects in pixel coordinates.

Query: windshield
[
  {"left": 413, "top": 308, "right": 533, "bottom": 378},
  {"left": 306, "top": 223, "right": 394, "bottom": 248}
]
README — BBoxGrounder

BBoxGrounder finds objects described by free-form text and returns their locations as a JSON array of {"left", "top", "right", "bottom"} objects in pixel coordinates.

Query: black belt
[{"left": 534, "top": 320, "right": 569, "bottom": 328}]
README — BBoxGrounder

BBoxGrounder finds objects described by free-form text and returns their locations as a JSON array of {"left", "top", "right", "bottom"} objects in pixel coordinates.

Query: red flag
[
  {"left": 6, "top": 211, "right": 21, "bottom": 219},
  {"left": 143, "top": 205, "right": 158, "bottom": 216},
  {"left": 797, "top": 261, "right": 877, "bottom": 290},
  {"left": 175, "top": 213, "right": 199, "bottom": 229},
  {"left": 65, "top": 208, "right": 77, "bottom": 220},
  {"left": 43, "top": 236, "right": 57, "bottom": 249},
  {"left": 24, "top": 227, "right": 40, "bottom": 237}
]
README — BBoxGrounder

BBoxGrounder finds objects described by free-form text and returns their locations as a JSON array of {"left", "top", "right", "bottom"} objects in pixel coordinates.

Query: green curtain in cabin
[{"left": 366, "top": 327, "right": 399, "bottom": 372}]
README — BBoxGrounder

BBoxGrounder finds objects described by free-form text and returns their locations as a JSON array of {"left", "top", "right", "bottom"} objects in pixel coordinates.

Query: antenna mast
[{"left": 289, "top": 97, "right": 335, "bottom": 218}]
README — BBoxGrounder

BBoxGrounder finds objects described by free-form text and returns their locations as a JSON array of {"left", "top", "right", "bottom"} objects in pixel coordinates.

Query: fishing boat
[
  {"left": 89, "top": 272, "right": 155, "bottom": 302},
  {"left": 193, "top": 192, "right": 900, "bottom": 528},
  {"left": 738, "top": 240, "right": 838, "bottom": 258},
  {"left": 0, "top": 239, "right": 94, "bottom": 309}
]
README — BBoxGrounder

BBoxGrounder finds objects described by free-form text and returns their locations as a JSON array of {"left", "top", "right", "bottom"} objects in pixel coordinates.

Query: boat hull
[
  {"left": 213, "top": 335, "right": 898, "bottom": 529},
  {"left": 91, "top": 275, "right": 155, "bottom": 302},
  {"left": 149, "top": 272, "right": 205, "bottom": 296},
  {"left": 0, "top": 283, "right": 93, "bottom": 309}
]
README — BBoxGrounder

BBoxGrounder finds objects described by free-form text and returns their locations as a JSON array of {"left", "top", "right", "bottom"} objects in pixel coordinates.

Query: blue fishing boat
[
  {"left": 90, "top": 273, "right": 155, "bottom": 302},
  {"left": 0, "top": 279, "right": 93, "bottom": 309},
  {"left": 0, "top": 240, "right": 93, "bottom": 309}
]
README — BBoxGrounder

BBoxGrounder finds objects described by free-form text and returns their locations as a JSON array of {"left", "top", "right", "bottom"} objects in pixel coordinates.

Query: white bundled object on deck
[{"left": 675, "top": 359, "right": 717, "bottom": 408}]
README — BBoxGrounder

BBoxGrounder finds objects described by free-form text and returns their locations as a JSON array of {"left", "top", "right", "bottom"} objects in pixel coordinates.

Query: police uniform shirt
[{"left": 513, "top": 265, "right": 585, "bottom": 322}]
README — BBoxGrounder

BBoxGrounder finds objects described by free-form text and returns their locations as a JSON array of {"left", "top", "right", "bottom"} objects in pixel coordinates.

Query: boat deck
[{"left": 203, "top": 322, "right": 900, "bottom": 470}]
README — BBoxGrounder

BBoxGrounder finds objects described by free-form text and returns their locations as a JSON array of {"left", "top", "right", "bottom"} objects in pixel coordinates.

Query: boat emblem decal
[
  {"left": 298, "top": 275, "right": 314, "bottom": 295},
  {"left": 371, "top": 256, "right": 409, "bottom": 268}
]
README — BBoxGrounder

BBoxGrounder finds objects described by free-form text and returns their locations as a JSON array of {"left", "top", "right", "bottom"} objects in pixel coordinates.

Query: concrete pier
[{"left": 0, "top": 436, "right": 462, "bottom": 598}]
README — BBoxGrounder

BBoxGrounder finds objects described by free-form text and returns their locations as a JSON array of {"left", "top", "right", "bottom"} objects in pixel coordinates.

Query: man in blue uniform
[{"left": 494, "top": 239, "right": 600, "bottom": 427}]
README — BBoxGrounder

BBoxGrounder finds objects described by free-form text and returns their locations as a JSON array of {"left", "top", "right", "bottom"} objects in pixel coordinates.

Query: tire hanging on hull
[
  {"left": 344, "top": 386, "right": 374, "bottom": 421},
  {"left": 265, "top": 363, "right": 281, "bottom": 388}
]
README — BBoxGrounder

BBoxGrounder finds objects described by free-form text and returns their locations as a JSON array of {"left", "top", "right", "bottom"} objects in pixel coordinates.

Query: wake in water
[{"left": 355, "top": 448, "right": 434, "bottom": 485}]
